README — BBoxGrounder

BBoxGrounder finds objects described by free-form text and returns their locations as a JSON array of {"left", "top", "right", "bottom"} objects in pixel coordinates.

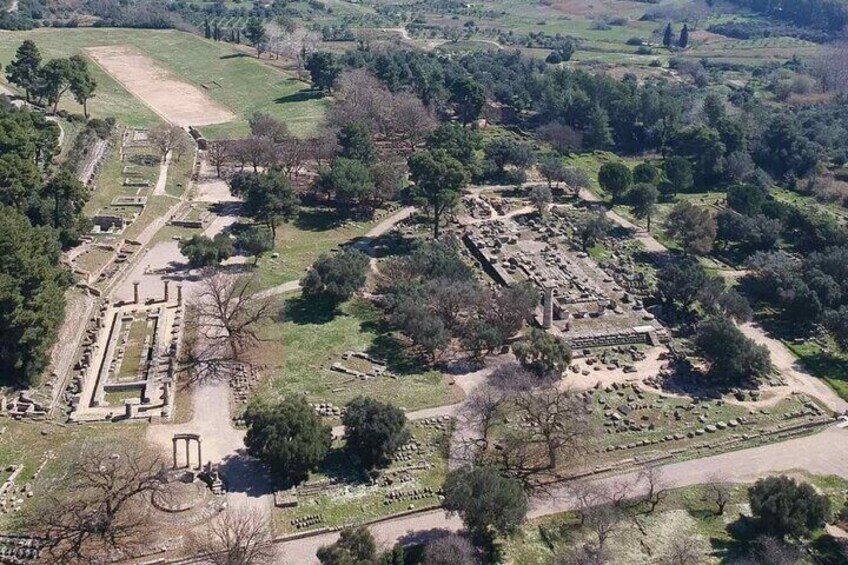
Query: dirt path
[
  {"left": 152, "top": 154, "right": 171, "bottom": 196},
  {"left": 273, "top": 426, "right": 848, "bottom": 563}
]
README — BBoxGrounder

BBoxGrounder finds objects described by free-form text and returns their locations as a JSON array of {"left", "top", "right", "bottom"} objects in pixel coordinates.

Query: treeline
[
  {"left": 0, "top": 103, "right": 90, "bottom": 385},
  {"left": 726, "top": 0, "right": 848, "bottom": 34}
]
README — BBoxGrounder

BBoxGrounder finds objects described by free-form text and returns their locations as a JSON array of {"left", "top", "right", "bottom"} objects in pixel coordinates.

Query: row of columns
[{"left": 132, "top": 281, "right": 183, "bottom": 305}]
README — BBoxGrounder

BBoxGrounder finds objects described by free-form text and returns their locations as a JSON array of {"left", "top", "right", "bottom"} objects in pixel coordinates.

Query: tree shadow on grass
[
  {"left": 218, "top": 449, "right": 277, "bottom": 498},
  {"left": 707, "top": 514, "right": 759, "bottom": 561},
  {"left": 274, "top": 90, "right": 324, "bottom": 104},
  {"left": 294, "top": 207, "right": 346, "bottom": 232},
  {"left": 219, "top": 53, "right": 250, "bottom": 60},
  {"left": 366, "top": 333, "right": 427, "bottom": 376},
  {"left": 318, "top": 447, "right": 369, "bottom": 486},
  {"left": 282, "top": 295, "right": 339, "bottom": 325},
  {"left": 370, "top": 231, "right": 416, "bottom": 259}
]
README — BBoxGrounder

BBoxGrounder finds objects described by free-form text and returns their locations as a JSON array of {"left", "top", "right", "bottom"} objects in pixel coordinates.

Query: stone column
[
  {"left": 542, "top": 287, "right": 553, "bottom": 329},
  {"left": 176, "top": 284, "right": 183, "bottom": 306},
  {"left": 163, "top": 280, "right": 170, "bottom": 303},
  {"left": 133, "top": 281, "right": 140, "bottom": 304},
  {"left": 196, "top": 439, "right": 202, "bottom": 471},
  {"left": 185, "top": 440, "right": 190, "bottom": 470},
  {"left": 172, "top": 439, "right": 178, "bottom": 469}
]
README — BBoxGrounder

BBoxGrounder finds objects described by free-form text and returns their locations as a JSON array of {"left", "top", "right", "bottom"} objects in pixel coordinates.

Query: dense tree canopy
[
  {"left": 748, "top": 476, "right": 830, "bottom": 539},
  {"left": 342, "top": 397, "right": 410, "bottom": 469},
  {"left": 442, "top": 466, "right": 528, "bottom": 543}
]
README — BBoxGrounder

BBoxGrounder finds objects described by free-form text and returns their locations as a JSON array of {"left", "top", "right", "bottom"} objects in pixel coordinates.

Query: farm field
[{"left": 0, "top": 28, "right": 327, "bottom": 137}]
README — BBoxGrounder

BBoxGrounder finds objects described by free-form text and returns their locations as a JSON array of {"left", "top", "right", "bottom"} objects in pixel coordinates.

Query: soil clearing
[{"left": 85, "top": 45, "right": 236, "bottom": 127}]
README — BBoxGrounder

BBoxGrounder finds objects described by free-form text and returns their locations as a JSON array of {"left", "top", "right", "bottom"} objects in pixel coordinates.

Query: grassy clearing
[
  {"left": 0, "top": 28, "right": 326, "bottom": 137},
  {"left": 255, "top": 296, "right": 464, "bottom": 415},
  {"left": 0, "top": 420, "right": 145, "bottom": 528},
  {"left": 787, "top": 339, "right": 848, "bottom": 402},
  {"left": 255, "top": 207, "right": 378, "bottom": 290}
]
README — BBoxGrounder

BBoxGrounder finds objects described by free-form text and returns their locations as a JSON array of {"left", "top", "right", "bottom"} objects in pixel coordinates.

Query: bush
[
  {"left": 512, "top": 327, "right": 571, "bottom": 378},
  {"left": 694, "top": 317, "right": 771, "bottom": 384}
]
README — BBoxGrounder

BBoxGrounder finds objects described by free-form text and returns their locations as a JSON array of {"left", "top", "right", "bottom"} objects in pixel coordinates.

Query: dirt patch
[{"left": 85, "top": 45, "right": 236, "bottom": 127}]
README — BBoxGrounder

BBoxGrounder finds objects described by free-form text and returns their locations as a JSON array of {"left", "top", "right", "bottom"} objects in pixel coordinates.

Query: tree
[
  {"left": 179, "top": 234, "right": 233, "bottom": 268},
  {"left": 483, "top": 138, "right": 534, "bottom": 175},
  {"left": 511, "top": 387, "right": 590, "bottom": 470},
  {"left": 442, "top": 466, "right": 528, "bottom": 544},
  {"left": 748, "top": 476, "right": 830, "bottom": 539},
  {"left": 248, "top": 112, "right": 288, "bottom": 143},
  {"left": 665, "top": 201, "right": 716, "bottom": 256},
  {"left": 423, "top": 533, "right": 477, "bottom": 565},
  {"left": 0, "top": 207, "right": 68, "bottom": 386},
  {"left": 629, "top": 183, "right": 659, "bottom": 230},
  {"left": 597, "top": 162, "right": 632, "bottom": 202},
  {"left": 306, "top": 52, "right": 342, "bottom": 93},
  {"left": 702, "top": 479, "right": 733, "bottom": 516},
  {"left": 825, "top": 306, "right": 848, "bottom": 351},
  {"left": 656, "top": 259, "right": 707, "bottom": 311},
  {"left": 318, "top": 158, "right": 374, "bottom": 208},
  {"left": 678, "top": 24, "right": 690, "bottom": 48},
  {"left": 189, "top": 271, "right": 274, "bottom": 368},
  {"left": 301, "top": 248, "right": 370, "bottom": 307},
  {"left": 408, "top": 149, "right": 469, "bottom": 239},
  {"left": 487, "top": 282, "right": 538, "bottom": 339},
  {"left": 149, "top": 124, "right": 184, "bottom": 162},
  {"left": 575, "top": 211, "right": 613, "bottom": 252},
  {"left": 5, "top": 40, "right": 41, "bottom": 102},
  {"left": 207, "top": 140, "right": 232, "bottom": 177},
  {"left": 25, "top": 440, "right": 165, "bottom": 564},
  {"left": 188, "top": 508, "right": 273, "bottom": 565},
  {"left": 244, "top": 397, "right": 332, "bottom": 485},
  {"left": 583, "top": 104, "right": 614, "bottom": 150},
  {"left": 39, "top": 169, "right": 89, "bottom": 246},
  {"left": 694, "top": 317, "right": 772, "bottom": 384},
  {"left": 337, "top": 121, "right": 376, "bottom": 164},
  {"left": 232, "top": 169, "right": 300, "bottom": 241},
  {"left": 530, "top": 184, "right": 553, "bottom": 218},
  {"left": 236, "top": 226, "right": 274, "bottom": 266},
  {"left": 244, "top": 18, "right": 268, "bottom": 57},
  {"left": 632, "top": 162, "right": 659, "bottom": 184},
  {"left": 35, "top": 58, "right": 72, "bottom": 113},
  {"left": 663, "top": 155, "right": 694, "bottom": 195},
  {"left": 663, "top": 23, "right": 673, "bottom": 48},
  {"left": 449, "top": 76, "right": 485, "bottom": 124},
  {"left": 512, "top": 327, "right": 571, "bottom": 378},
  {"left": 539, "top": 155, "right": 568, "bottom": 188},
  {"left": 536, "top": 122, "right": 583, "bottom": 155},
  {"left": 427, "top": 122, "right": 480, "bottom": 166},
  {"left": 636, "top": 464, "right": 668, "bottom": 513},
  {"left": 659, "top": 535, "right": 707, "bottom": 565},
  {"left": 317, "top": 526, "right": 377, "bottom": 565},
  {"left": 342, "top": 397, "right": 410, "bottom": 469},
  {"left": 67, "top": 54, "right": 96, "bottom": 118}
]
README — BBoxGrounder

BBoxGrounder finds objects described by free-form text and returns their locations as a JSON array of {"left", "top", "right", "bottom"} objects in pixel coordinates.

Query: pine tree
[
  {"left": 204, "top": 19, "right": 211, "bottom": 40},
  {"left": 583, "top": 104, "right": 614, "bottom": 150},
  {"left": 5, "top": 40, "right": 42, "bottom": 102},
  {"left": 678, "top": 24, "right": 690, "bottom": 48},
  {"left": 663, "top": 23, "right": 673, "bottom": 47}
]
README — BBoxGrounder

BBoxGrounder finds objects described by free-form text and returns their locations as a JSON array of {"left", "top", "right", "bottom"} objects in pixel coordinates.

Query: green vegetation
[{"left": 0, "top": 29, "right": 326, "bottom": 137}]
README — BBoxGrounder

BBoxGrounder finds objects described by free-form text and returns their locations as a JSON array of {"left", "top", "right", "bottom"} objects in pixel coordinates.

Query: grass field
[
  {"left": 0, "top": 28, "right": 327, "bottom": 137},
  {"left": 256, "top": 296, "right": 464, "bottom": 415}
]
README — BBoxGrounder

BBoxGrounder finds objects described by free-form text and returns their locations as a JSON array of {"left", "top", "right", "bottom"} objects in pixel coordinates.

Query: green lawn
[
  {"left": 787, "top": 339, "right": 848, "bottom": 402},
  {"left": 0, "top": 28, "right": 327, "bottom": 137},
  {"left": 254, "top": 207, "right": 379, "bottom": 290},
  {"left": 255, "top": 296, "right": 464, "bottom": 415}
]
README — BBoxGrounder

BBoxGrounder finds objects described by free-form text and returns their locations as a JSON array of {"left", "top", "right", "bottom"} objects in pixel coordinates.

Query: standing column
[
  {"left": 172, "top": 439, "right": 178, "bottom": 469},
  {"left": 163, "top": 280, "right": 170, "bottom": 302},
  {"left": 133, "top": 281, "right": 140, "bottom": 304},
  {"left": 185, "top": 440, "right": 190, "bottom": 470},
  {"left": 176, "top": 284, "right": 183, "bottom": 306},
  {"left": 543, "top": 287, "right": 553, "bottom": 329},
  {"left": 196, "top": 440, "right": 202, "bottom": 471}
]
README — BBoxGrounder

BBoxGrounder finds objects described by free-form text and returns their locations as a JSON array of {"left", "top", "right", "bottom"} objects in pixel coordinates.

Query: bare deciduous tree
[
  {"left": 702, "top": 479, "right": 733, "bottom": 516},
  {"left": 582, "top": 503, "right": 622, "bottom": 551},
  {"left": 25, "top": 441, "right": 165, "bottom": 564},
  {"left": 188, "top": 270, "right": 275, "bottom": 369},
  {"left": 208, "top": 140, "right": 233, "bottom": 178},
  {"left": 814, "top": 42, "right": 848, "bottom": 94},
  {"left": 149, "top": 124, "right": 185, "bottom": 162},
  {"left": 659, "top": 535, "right": 707, "bottom": 565},
  {"left": 637, "top": 464, "right": 668, "bottom": 513},
  {"left": 512, "top": 387, "right": 592, "bottom": 470},
  {"left": 187, "top": 507, "right": 273, "bottom": 565}
]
